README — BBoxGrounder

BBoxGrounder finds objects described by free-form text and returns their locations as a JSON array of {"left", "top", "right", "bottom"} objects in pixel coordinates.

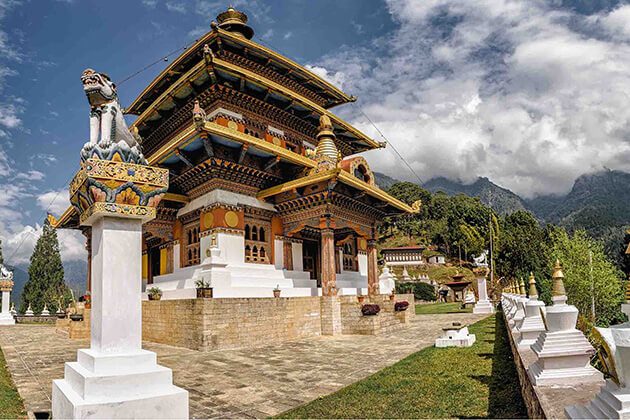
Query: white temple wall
[
  {"left": 292, "top": 242, "right": 303, "bottom": 271},
  {"left": 274, "top": 239, "right": 283, "bottom": 270},
  {"left": 358, "top": 252, "right": 367, "bottom": 276},
  {"left": 173, "top": 242, "right": 180, "bottom": 270}
]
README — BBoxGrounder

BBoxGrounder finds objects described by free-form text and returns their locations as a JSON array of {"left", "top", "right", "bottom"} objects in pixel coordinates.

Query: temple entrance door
[
  {"left": 302, "top": 239, "right": 320, "bottom": 283},
  {"left": 149, "top": 247, "right": 160, "bottom": 283}
]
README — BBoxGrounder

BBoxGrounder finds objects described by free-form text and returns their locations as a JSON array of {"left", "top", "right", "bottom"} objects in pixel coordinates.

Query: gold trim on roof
[
  {"left": 257, "top": 168, "right": 415, "bottom": 214},
  {"left": 148, "top": 124, "right": 198, "bottom": 165},
  {"left": 163, "top": 192, "right": 190, "bottom": 203},
  {"left": 213, "top": 57, "right": 380, "bottom": 150},
  {"left": 49, "top": 206, "right": 77, "bottom": 229},
  {"left": 201, "top": 121, "right": 317, "bottom": 168}
]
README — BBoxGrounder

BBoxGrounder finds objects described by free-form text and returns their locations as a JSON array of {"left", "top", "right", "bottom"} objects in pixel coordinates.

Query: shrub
[
  {"left": 396, "top": 282, "right": 436, "bottom": 301},
  {"left": 148, "top": 286, "right": 162, "bottom": 297},
  {"left": 394, "top": 301, "right": 409, "bottom": 312},
  {"left": 361, "top": 304, "right": 381, "bottom": 316}
]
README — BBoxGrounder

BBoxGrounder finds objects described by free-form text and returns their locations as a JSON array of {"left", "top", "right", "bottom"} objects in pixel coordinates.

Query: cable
[
  {"left": 116, "top": 40, "right": 199, "bottom": 87},
  {"left": 351, "top": 103, "right": 425, "bottom": 186}
]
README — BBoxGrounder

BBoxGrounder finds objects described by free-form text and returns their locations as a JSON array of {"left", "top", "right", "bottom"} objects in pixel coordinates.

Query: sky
[{"left": 0, "top": 0, "right": 629, "bottom": 266}]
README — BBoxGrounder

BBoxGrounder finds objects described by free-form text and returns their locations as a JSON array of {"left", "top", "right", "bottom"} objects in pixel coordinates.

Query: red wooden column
[
  {"left": 283, "top": 240, "right": 293, "bottom": 271},
  {"left": 321, "top": 228, "right": 337, "bottom": 296},
  {"left": 367, "top": 239, "right": 379, "bottom": 296}
]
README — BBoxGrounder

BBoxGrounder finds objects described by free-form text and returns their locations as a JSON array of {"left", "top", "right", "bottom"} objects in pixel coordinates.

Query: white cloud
[
  {"left": 141, "top": 0, "right": 158, "bottom": 8},
  {"left": 0, "top": 102, "right": 22, "bottom": 128},
  {"left": 305, "top": 65, "right": 346, "bottom": 90},
  {"left": 312, "top": 0, "right": 630, "bottom": 198},
  {"left": 260, "top": 28, "right": 273, "bottom": 40},
  {"left": 283, "top": 31, "right": 292, "bottom": 40},
  {"left": 165, "top": 1, "right": 185, "bottom": 13},
  {"left": 15, "top": 170, "right": 44, "bottom": 181},
  {"left": 187, "top": 26, "right": 207, "bottom": 39},
  {"left": 36, "top": 189, "right": 70, "bottom": 216}
]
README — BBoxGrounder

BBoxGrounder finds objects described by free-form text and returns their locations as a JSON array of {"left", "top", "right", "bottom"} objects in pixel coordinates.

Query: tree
[
  {"left": 550, "top": 229, "right": 625, "bottom": 327},
  {"left": 21, "top": 220, "right": 68, "bottom": 314},
  {"left": 0, "top": 238, "right": 3, "bottom": 266},
  {"left": 495, "top": 210, "right": 552, "bottom": 301}
]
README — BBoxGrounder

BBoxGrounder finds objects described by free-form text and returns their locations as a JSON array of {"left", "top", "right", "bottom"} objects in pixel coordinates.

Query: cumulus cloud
[
  {"left": 36, "top": 189, "right": 70, "bottom": 216},
  {"left": 313, "top": 0, "right": 630, "bottom": 198}
]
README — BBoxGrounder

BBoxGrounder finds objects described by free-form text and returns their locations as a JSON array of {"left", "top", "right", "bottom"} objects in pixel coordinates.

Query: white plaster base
[
  {"left": 52, "top": 349, "right": 188, "bottom": 419},
  {"left": 435, "top": 325, "right": 476, "bottom": 348},
  {"left": 566, "top": 380, "right": 630, "bottom": 419},
  {"left": 0, "top": 312, "right": 14, "bottom": 325},
  {"left": 473, "top": 300, "right": 494, "bottom": 314}
]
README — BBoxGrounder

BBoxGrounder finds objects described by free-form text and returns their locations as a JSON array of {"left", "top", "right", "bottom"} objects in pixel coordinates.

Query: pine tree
[
  {"left": 21, "top": 219, "right": 67, "bottom": 314},
  {"left": 0, "top": 238, "right": 4, "bottom": 265}
]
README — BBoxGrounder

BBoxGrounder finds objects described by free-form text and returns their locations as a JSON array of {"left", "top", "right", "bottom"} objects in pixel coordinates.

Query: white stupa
[
  {"left": 24, "top": 303, "right": 34, "bottom": 316},
  {"left": 41, "top": 304, "right": 50, "bottom": 316}
]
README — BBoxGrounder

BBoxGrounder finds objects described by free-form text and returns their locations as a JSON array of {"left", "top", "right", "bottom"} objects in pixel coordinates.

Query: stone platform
[{"left": 0, "top": 312, "right": 487, "bottom": 418}]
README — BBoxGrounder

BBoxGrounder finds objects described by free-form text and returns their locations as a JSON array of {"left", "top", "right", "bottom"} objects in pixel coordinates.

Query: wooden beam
[
  {"left": 354, "top": 191, "right": 366, "bottom": 199},
  {"left": 175, "top": 149, "right": 194, "bottom": 168},
  {"left": 202, "top": 136, "right": 214, "bottom": 158},
  {"left": 264, "top": 156, "right": 281, "bottom": 172},
  {"left": 239, "top": 77, "right": 245, "bottom": 92},
  {"left": 237, "top": 144, "right": 249, "bottom": 164}
]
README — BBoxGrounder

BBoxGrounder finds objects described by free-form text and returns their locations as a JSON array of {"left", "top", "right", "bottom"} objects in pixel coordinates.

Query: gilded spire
[
  {"left": 528, "top": 272, "right": 538, "bottom": 299},
  {"left": 519, "top": 277, "right": 526, "bottom": 296},
  {"left": 552, "top": 259, "right": 566, "bottom": 297},
  {"left": 315, "top": 114, "right": 339, "bottom": 161}
]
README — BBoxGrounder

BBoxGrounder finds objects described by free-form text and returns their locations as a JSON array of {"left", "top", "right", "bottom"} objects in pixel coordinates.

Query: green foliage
[
  {"left": 415, "top": 302, "right": 471, "bottom": 314},
  {"left": 550, "top": 229, "right": 625, "bottom": 327},
  {"left": 0, "top": 238, "right": 3, "bottom": 266},
  {"left": 396, "top": 282, "right": 436, "bottom": 301},
  {"left": 0, "top": 348, "right": 25, "bottom": 418},
  {"left": 21, "top": 220, "right": 68, "bottom": 314}
]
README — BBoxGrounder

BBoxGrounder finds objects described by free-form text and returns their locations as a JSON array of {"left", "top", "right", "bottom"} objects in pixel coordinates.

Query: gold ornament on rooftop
[
  {"left": 215, "top": 6, "right": 254, "bottom": 39},
  {"left": 519, "top": 277, "right": 526, "bottom": 296}
]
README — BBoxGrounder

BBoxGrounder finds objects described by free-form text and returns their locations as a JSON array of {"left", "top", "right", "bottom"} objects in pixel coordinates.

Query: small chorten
[
  {"left": 215, "top": 7, "right": 254, "bottom": 40},
  {"left": 10, "top": 302, "right": 16, "bottom": 316},
  {"left": 41, "top": 304, "right": 50, "bottom": 316},
  {"left": 315, "top": 115, "right": 339, "bottom": 161},
  {"left": 517, "top": 272, "right": 546, "bottom": 348},
  {"left": 25, "top": 303, "right": 34, "bottom": 316}
]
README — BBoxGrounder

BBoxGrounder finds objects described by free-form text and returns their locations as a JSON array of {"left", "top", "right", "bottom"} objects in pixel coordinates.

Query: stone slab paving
[{"left": 0, "top": 312, "right": 487, "bottom": 419}]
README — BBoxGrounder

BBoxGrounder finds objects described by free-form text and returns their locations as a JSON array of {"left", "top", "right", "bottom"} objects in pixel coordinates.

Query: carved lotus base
[{"left": 69, "top": 157, "right": 168, "bottom": 226}]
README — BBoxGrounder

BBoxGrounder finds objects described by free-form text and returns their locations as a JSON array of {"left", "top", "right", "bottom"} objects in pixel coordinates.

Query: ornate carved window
[
  {"left": 184, "top": 222, "right": 200, "bottom": 267},
  {"left": 342, "top": 240, "right": 357, "bottom": 271},
  {"left": 243, "top": 208, "right": 272, "bottom": 265}
]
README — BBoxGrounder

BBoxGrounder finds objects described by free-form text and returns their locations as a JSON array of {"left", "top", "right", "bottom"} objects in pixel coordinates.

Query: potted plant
[
  {"left": 195, "top": 279, "right": 213, "bottom": 298},
  {"left": 361, "top": 304, "right": 381, "bottom": 316},
  {"left": 389, "top": 292, "right": 396, "bottom": 301},
  {"left": 69, "top": 313, "right": 83, "bottom": 322},
  {"left": 83, "top": 293, "right": 91, "bottom": 309},
  {"left": 357, "top": 292, "right": 366, "bottom": 303},
  {"left": 395, "top": 301, "right": 409, "bottom": 312},
  {"left": 273, "top": 284, "right": 281, "bottom": 298},
  {"left": 148, "top": 286, "right": 162, "bottom": 301}
]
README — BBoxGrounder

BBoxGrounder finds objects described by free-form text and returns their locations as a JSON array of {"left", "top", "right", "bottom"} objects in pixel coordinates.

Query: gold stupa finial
[
  {"left": 519, "top": 277, "right": 526, "bottom": 296},
  {"left": 216, "top": 6, "right": 254, "bottom": 39},
  {"left": 552, "top": 259, "right": 566, "bottom": 297},
  {"left": 528, "top": 272, "right": 538, "bottom": 299}
]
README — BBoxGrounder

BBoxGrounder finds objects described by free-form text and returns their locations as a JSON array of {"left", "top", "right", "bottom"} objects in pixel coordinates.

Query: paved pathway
[{"left": 0, "top": 312, "right": 487, "bottom": 418}]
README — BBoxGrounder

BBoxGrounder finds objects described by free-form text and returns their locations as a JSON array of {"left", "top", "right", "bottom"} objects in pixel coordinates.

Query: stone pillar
[
  {"left": 367, "top": 239, "right": 379, "bottom": 296},
  {"left": 52, "top": 151, "right": 188, "bottom": 418},
  {"left": 320, "top": 296, "right": 341, "bottom": 336},
  {"left": 283, "top": 240, "right": 293, "bottom": 271},
  {"left": 0, "top": 269, "right": 15, "bottom": 325},
  {"left": 472, "top": 268, "right": 494, "bottom": 314},
  {"left": 320, "top": 228, "right": 337, "bottom": 297}
]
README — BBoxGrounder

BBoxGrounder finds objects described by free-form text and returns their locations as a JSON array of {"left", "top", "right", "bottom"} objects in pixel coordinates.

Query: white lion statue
[
  {"left": 81, "top": 68, "right": 140, "bottom": 147},
  {"left": 472, "top": 250, "right": 489, "bottom": 267}
]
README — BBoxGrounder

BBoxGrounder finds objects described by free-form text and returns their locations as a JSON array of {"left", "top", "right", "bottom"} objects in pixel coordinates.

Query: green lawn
[
  {"left": 0, "top": 347, "right": 25, "bottom": 419},
  {"left": 415, "top": 302, "right": 472, "bottom": 315},
  {"left": 277, "top": 313, "right": 526, "bottom": 419}
]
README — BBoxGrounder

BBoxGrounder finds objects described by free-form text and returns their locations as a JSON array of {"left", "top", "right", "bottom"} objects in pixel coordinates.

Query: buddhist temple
[{"left": 49, "top": 6, "right": 418, "bottom": 299}]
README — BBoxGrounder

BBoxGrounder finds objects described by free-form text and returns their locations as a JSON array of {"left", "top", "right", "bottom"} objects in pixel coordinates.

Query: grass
[
  {"left": 277, "top": 313, "right": 527, "bottom": 419},
  {"left": 0, "top": 347, "right": 25, "bottom": 419},
  {"left": 415, "top": 302, "right": 472, "bottom": 314}
]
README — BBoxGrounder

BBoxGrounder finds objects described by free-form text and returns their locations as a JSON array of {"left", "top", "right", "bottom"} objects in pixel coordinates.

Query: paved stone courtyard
[{"left": 0, "top": 312, "right": 487, "bottom": 418}]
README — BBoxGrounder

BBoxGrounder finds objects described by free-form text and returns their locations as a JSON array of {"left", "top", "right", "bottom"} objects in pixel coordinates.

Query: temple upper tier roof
[{"left": 126, "top": 7, "right": 381, "bottom": 157}]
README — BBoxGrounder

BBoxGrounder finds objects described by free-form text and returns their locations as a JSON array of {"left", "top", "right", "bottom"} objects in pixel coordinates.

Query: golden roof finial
[
  {"left": 216, "top": 6, "right": 254, "bottom": 39},
  {"left": 528, "top": 272, "right": 538, "bottom": 299},
  {"left": 314, "top": 114, "right": 339, "bottom": 161}
]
